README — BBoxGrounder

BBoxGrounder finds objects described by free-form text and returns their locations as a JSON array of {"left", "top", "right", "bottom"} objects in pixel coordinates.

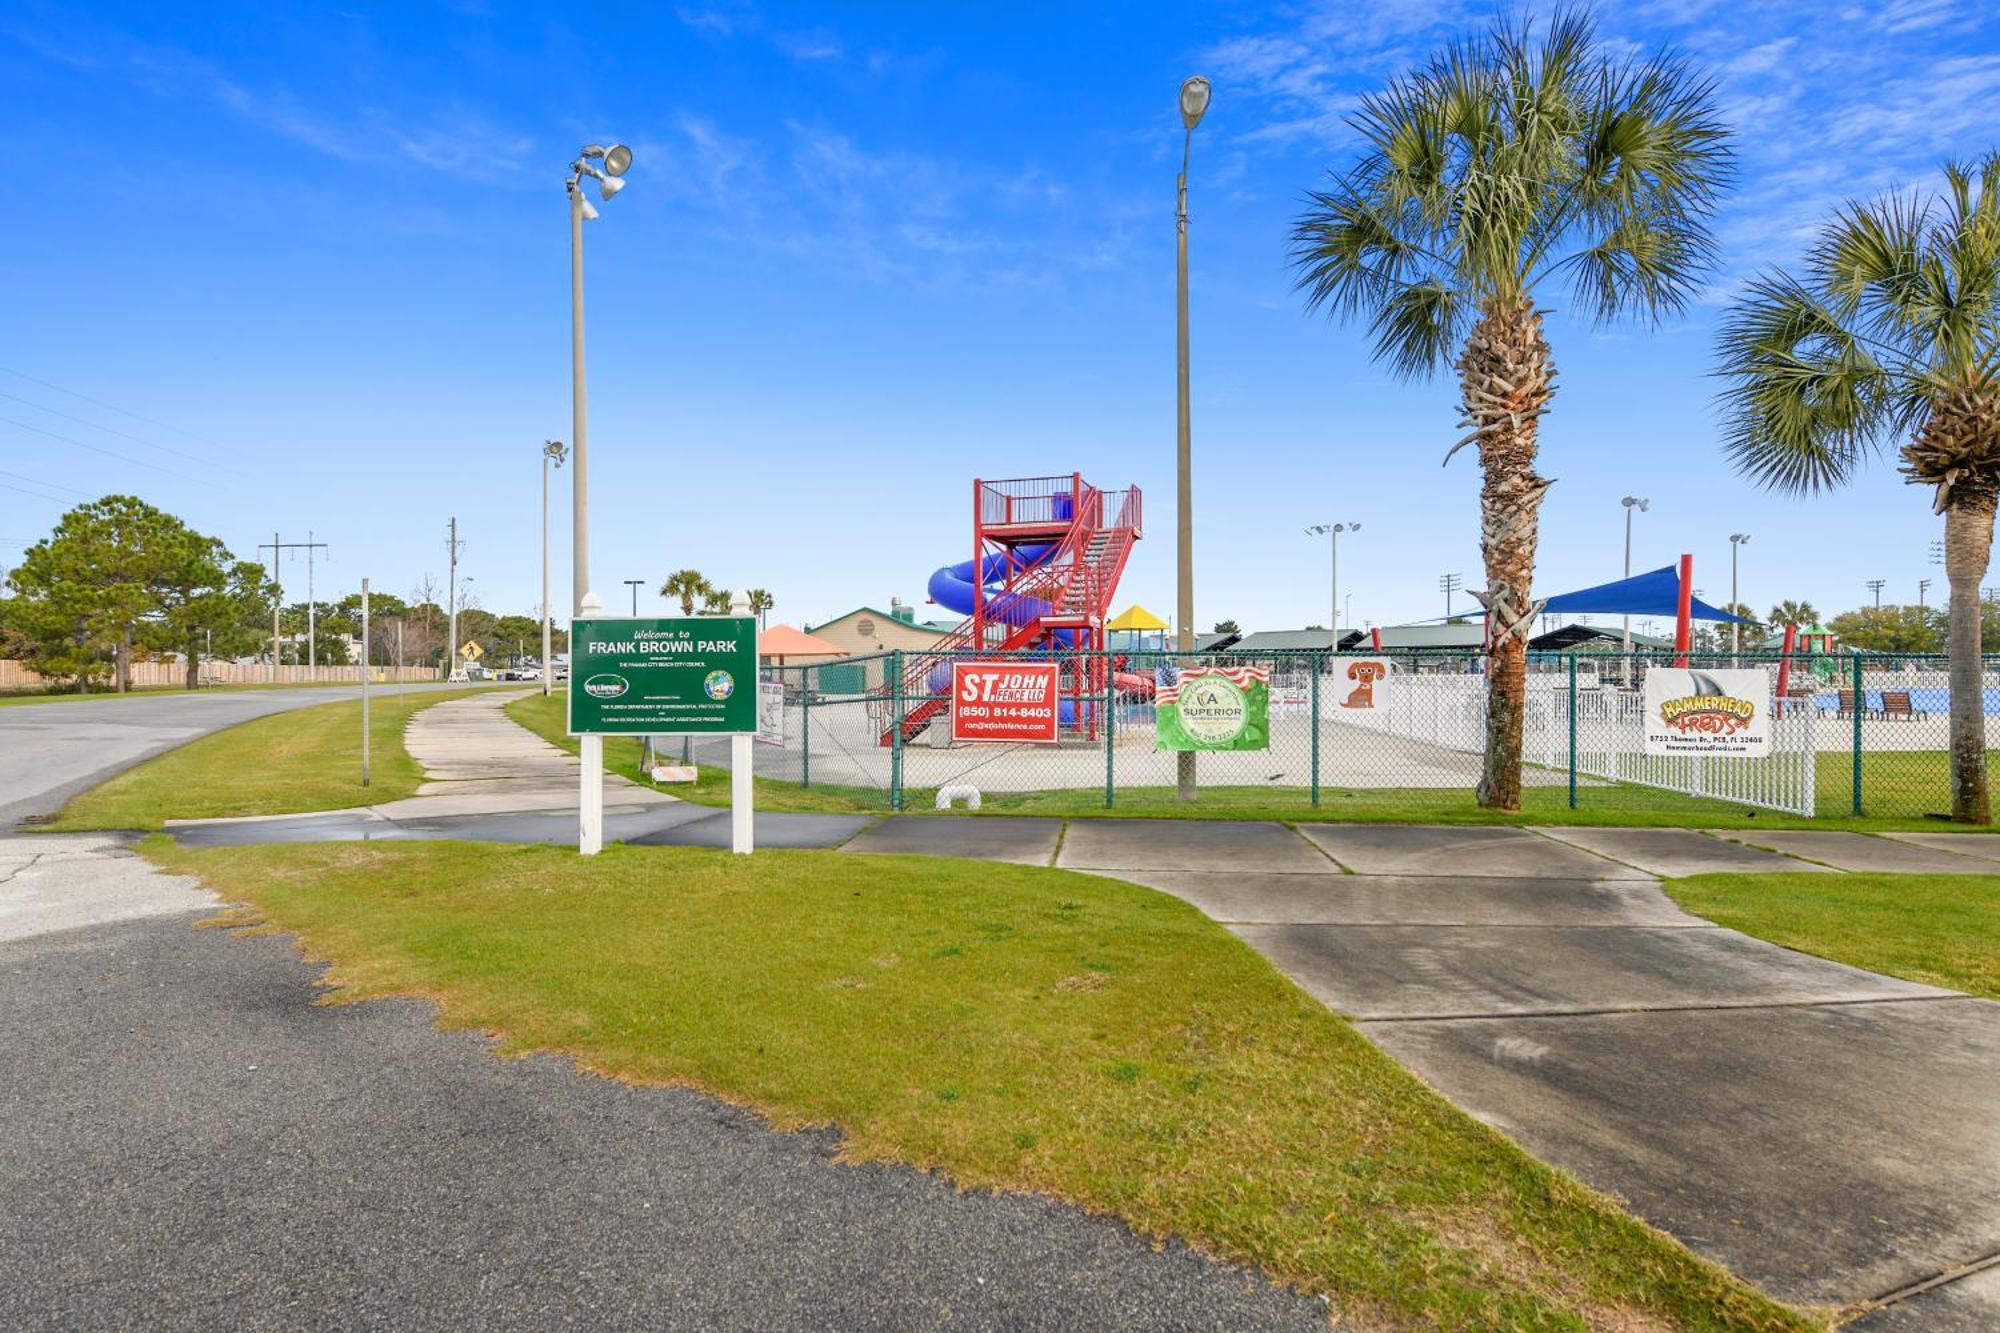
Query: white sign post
[
  {"left": 730, "top": 590, "right": 754, "bottom": 855},
  {"left": 1643, "top": 667, "right": 1771, "bottom": 756},
  {"left": 577, "top": 591, "right": 605, "bottom": 855}
]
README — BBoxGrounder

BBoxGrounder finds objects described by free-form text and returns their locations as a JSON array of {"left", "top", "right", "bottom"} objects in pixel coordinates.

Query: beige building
[{"left": 800, "top": 604, "right": 953, "bottom": 692}]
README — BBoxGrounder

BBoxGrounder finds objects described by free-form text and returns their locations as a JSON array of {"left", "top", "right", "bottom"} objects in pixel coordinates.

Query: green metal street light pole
[{"left": 1175, "top": 74, "right": 1210, "bottom": 803}]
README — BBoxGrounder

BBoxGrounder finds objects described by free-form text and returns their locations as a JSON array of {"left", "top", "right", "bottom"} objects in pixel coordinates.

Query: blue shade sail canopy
[{"left": 1539, "top": 565, "right": 1750, "bottom": 622}]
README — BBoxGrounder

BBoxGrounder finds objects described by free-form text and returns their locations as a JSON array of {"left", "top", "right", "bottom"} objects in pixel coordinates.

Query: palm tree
[
  {"left": 746, "top": 588, "right": 774, "bottom": 630},
  {"left": 1768, "top": 598, "right": 1819, "bottom": 628},
  {"left": 1291, "top": 12, "right": 1731, "bottom": 808},
  {"left": 659, "top": 569, "right": 712, "bottom": 617},
  {"left": 1717, "top": 156, "right": 2000, "bottom": 822},
  {"left": 701, "top": 586, "right": 732, "bottom": 615}
]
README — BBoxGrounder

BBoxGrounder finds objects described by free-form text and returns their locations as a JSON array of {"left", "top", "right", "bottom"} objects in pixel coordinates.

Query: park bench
[{"left": 1880, "top": 690, "right": 1924, "bottom": 721}]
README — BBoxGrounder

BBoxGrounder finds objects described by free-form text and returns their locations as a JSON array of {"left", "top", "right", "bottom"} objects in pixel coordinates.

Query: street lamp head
[
  {"left": 1179, "top": 76, "right": 1211, "bottom": 130},
  {"left": 544, "top": 440, "right": 568, "bottom": 465},
  {"left": 1731, "top": 532, "right": 1751, "bottom": 544},
  {"left": 599, "top": 144, "right": 633, "bottom": 177},
  {"left": 598, "top": 174, "right": 626, "bottom": 202},
  {"left": 577, "top": 193, "right": 601, "bottom": 221},
  {"left": 1621, "top": 495, "right": 1649, "bottom": 511}
]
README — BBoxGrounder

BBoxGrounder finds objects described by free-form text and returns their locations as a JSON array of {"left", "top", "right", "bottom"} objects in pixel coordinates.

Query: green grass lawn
[
  {"left": 46, "top": 688, "right": 491, "bottom": 830},
  {"left": 150, "top": 837, "right": 1815, "bottom": 1331},
  {"left": 1667, "top": 872, "right": 2000, "bottom": 999}
]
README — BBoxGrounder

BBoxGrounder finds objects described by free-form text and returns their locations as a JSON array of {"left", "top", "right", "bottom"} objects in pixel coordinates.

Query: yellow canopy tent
[
  {"left": 1106, "top": 604, "right": 1169, "bottom": 656},
  {"left": 1107, "top": 605, "right": 1167, "bottom": 632}
]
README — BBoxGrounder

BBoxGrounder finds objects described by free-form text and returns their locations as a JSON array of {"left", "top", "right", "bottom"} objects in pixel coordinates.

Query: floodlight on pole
[
  {"left": 1174, "top": 74, "right": 1210, "bottom": 804},
  {"left": 1620, "top": 496, "right": 1649, "bottom": 655},
  {"left": 1305, "top": 523, "right": 1360, "bottom": 644},
  {"left": 1729, "top": 532, "right": 1750, "bottom": 659},
  {"left": 566, "top": 140, "right": 633, "bottom": 855}
]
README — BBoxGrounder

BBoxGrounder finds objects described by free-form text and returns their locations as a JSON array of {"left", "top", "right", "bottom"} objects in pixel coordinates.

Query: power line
[
  {"left": 0, "top": 468, "right": 90, "bottom": 497},
  {"left": 0, "top": 413, "right": 204, "bottom": 484},
  {"left": 0, "top": 365, "right": 226, "bottom": 451},
  {"left": 0, "top": 390, "right": 214, "bottom": 468}
]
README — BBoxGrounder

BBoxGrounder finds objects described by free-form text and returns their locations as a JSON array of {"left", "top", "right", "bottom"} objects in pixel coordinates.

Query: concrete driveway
[{"left": 956, "top": 819, "right": 1997, "bottom": 1330}]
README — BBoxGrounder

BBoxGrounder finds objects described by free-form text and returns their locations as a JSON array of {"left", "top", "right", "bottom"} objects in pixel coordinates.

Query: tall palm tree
[
  {"left": 1718, "top": 156, "right": 2000, "bottom": 822},
  {"left": 1291, "top": 11, "right": 1731, "bottom": 808},
  {"left": 746, "top": 588, "right": 774, "bottom": 630},
  {"left": 659, "top": 569, "right": 712, "bottom": 617},
  {"left": 1768, "top": 598, "right": 1819, "bottom": 628},
  {"left": 701, "top": 586, "right": 733, "bottom": 615}
]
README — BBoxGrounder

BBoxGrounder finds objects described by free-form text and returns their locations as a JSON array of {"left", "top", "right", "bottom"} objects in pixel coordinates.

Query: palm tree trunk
[
  {"left": 1461, "top": 301, "right": 1556, "bottom": 811},
  {"left": 1943, "top": 492, "right": 1995, "bottom": 822}
]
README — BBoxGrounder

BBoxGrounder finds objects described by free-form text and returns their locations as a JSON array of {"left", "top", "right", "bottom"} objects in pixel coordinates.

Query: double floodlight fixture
[
  {"left": 569, "top": 142, "right": 635, "bottom": 216},
  {"left": 1306, "top": 522, "right": 1360, "bottom": 536},
  {"left": 1622, "top": 495, "right": 1649, "bottom": 512},
  {"left": 544, "top": 439, "right": 568, "bottom": 466},
  {"left": 1730, "top": 531, "right": 1751, "bottom": 545}
]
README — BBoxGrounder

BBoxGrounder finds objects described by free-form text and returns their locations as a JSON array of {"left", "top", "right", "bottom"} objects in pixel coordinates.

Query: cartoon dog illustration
[{"left": 1343, "top": 660, "right": 1386, "bottom": 709}]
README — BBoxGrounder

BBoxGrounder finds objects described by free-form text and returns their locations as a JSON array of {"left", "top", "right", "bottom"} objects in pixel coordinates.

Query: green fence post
[
  {"left": 1310, "top": 651, "right": 1321, "bottom": 807},
  {"left": 1567, "top": 652, "right": 1578, "bottom": 810},
  {"left": 1851, "top": 650, "right": 1864, "bottom": 816},
  {"left": 1103, "top": 653, "right": 1115, "bottom": 809},
  {"left": 889, "top": 649, "right": 904, "bottom": 812},
  {"left": 800, "top": 665, "right": 812, "bottom": 789}
]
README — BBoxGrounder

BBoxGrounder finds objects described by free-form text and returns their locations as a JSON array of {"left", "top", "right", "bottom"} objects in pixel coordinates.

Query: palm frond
[{"left": 1715, "top": 273, "right": 1890, "bottom": 494}]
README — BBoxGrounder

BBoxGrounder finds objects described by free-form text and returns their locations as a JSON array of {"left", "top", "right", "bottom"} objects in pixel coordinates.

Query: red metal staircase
[{"left": 882, "top": 475, "right": 1142, "bottom": 745}]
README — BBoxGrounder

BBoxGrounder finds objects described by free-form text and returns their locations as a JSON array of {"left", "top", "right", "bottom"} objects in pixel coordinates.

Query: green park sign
[{"left": 567, "top": 616, "right": 758, "bottom": 735}]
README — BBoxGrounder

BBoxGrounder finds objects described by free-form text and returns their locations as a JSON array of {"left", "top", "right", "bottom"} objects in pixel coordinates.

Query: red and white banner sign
[{"left": 951, "top": 661, "right": 1060, "bottom": 744}]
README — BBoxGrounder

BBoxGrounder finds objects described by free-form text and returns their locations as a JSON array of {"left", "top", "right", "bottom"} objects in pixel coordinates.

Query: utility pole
[
  {"left": 1919, "top": 578, "right": 1933, "bottom": 609},
  {"left": 624, "top": 578, "right": 644, "bottom": 616},
  {"left": 1440, "top": 572, "right": 1463, "bottom": 619},
  {"left": 258, "top": 533, "right": 325, "bottom": 683},
  {"left": 303, "top": 530, "right": 328, "bottom": 679},
  {"left": 1867, "top": 578, "right": 1885, "bottom": 609},
  {"left": 446, "top": 517, "right": 464, "bottom": 681}
]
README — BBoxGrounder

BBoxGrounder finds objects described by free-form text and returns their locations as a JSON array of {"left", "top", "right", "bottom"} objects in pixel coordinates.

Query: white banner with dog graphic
[
  {"left": 1330, "top": 657, "right": 1394, "bottom": 715},
  {"left": 1643, "top": 667, "right": 1770, "bottom": 756}
]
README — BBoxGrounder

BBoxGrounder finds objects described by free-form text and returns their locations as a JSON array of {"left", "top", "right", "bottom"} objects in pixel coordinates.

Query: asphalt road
[
  {"left": 0, "top": 836, "right": 1326, "bottom": 1332},
  {"left": 0, "top": 684, "right": 469, "bottom": 829}
]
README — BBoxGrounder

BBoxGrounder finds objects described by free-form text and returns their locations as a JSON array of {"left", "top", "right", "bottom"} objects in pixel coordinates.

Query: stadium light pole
[
  {"left": 566, "top": 141, "right": 632, "bottom": 855},
  {"left": 1621, "top": 496, "right": 1649, "bottom": 655},
  {"left": 541, "top": 440, "right": 566, "bottom": 696},
  {"left": 1305, "top": 523, "right": 1359, "bottom": 644},
  {"left": 1729, "top": 533, "right": 1750, "bottom": 659},
  {"left": 1175, "top": 74, "right": 1210, "bottom": 803}
]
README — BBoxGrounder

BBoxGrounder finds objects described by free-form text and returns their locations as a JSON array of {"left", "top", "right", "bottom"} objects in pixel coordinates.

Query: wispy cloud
[{"left": 4, "top": 17, "right": 538, "bottom": 187}]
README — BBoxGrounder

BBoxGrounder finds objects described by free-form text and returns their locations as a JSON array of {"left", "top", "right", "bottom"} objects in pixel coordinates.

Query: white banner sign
[
  {"left": 756, "top": 679, "right": 785, "bottom": 745},
  {"left": 1642, "top": 668, "right": 1770, "bottom": 756},
  {"left": 1330, "top": 657, "right": 1394, "bottom": 714}
]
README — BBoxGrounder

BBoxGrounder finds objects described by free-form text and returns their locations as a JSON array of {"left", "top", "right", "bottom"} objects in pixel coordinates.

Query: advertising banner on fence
[
  {"left": 1642, "top": 667, "right": 1771, "bottom": 756},
  {"left": 568, "top": 616, "right": 759, "bottom": 736},
  {"left": 951, "top": 661, "right": 1060, "bottom": 744},
  {"left": 1157, "top": 665, "right": 1270, "bottom": 751},
  {"left": 1332, "top": 657, "right": 1393, "bottom": 714}
]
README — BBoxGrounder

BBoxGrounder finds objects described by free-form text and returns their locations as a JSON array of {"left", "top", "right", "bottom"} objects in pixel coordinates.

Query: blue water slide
[{"left": 928, "top": 544, "right": 1061, "bottom": 626}]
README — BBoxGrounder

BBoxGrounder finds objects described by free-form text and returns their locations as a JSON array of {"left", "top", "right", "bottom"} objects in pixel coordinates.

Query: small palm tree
[
  {"left": 1718, "top": 156, "right": 2000, "bottom": 821},
  {"left": 659, "top": 569, "right": 712, "bottom": 617},
  {"left": 746, "top": 588, "right": 774, "bottom": 630},
  {"left": 1768, "top": 598, "right": 1820, "bottom": 628},
  {"left": 701, "top": 586, "right": 733, "bottom": 615},
  {"left": 1292, "top": 11, "right": 1731, "bottom": 808}
]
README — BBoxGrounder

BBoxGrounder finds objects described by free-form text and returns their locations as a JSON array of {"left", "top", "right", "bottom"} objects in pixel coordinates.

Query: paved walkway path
[{"left": 158, "top": 702, "right": 2000, "bottom": 1327}]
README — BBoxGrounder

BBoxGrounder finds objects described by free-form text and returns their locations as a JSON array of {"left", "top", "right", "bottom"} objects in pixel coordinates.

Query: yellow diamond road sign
[{"left": 459, "top": 640, "right": 483, "bottom": 660}]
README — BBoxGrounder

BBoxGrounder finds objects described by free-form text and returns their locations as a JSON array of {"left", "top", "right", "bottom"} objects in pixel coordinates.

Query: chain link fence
[{"left": 671, "top": 647, "right": 1999, "bottom": 822}]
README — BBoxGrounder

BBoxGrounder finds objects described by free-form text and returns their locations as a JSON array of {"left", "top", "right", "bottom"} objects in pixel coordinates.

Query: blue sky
[{"left": 3, "top": 1, "right": 1998, "bottom": 638}]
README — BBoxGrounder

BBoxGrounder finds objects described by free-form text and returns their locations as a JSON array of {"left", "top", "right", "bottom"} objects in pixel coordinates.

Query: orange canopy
[{"left": 759, "top": 624, "right": 845, "bottom": 659}]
